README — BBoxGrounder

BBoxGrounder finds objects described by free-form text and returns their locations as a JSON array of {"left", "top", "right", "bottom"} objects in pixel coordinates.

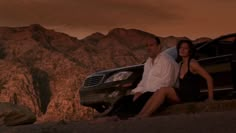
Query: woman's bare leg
[{"left": 137, "top": 87, "right": 180, "bottom": 118}]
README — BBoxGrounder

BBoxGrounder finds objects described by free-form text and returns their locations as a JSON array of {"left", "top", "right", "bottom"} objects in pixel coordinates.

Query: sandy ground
[{"left": 1, "top": 110, "right": 236, "bottom": 133}]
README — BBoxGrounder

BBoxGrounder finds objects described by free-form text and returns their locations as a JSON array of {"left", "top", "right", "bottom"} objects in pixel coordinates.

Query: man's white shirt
[{"left": 132, "top": 52, "right": 179, "bottom": 93}]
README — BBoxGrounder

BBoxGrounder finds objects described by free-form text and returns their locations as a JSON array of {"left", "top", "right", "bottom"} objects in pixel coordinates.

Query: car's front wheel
[{"left": 93, "top": 104, "right": 110, "bottom": 113}]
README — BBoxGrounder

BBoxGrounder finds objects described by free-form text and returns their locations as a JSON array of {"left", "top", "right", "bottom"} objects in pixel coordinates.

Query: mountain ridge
[{"left": 0, "top": 24, "right": 213, "bottom": 122}]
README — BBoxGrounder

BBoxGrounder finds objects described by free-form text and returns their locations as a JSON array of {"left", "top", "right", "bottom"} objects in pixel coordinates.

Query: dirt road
[{"left": 1, "top": 110, "right": 236, "bottom": 133}]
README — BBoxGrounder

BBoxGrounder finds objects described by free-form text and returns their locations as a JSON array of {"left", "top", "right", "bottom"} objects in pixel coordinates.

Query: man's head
[{"left": 145, "top": 37, "right": 161, "bottom": 59}]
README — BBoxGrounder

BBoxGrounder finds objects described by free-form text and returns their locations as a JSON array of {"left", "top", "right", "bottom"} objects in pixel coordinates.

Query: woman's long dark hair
[{"left": 176, "top": 39, "right": 196, "bottom": 63}]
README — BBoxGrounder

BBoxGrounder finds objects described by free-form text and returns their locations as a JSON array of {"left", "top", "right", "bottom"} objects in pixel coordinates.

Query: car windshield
[{"left": 162, "top": 47, "right": 177, "bottom": 59}]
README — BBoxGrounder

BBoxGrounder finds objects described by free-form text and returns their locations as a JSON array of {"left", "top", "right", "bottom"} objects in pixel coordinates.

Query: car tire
[{"left": 93, "top": 105, "right": 110, "bottom": 113}]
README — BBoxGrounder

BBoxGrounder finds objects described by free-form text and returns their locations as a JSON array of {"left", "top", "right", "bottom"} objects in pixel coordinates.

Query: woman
[{"left": 136, "top": 40, "right": 214, "bottom": 118}]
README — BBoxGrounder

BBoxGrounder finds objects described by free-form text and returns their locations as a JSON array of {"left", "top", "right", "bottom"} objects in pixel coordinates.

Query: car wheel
[{"left": 94, "top": 105, "right": 110, "bottom": 113}]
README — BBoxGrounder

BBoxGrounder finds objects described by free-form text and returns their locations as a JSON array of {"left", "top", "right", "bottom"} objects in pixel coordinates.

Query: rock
[
  {"left": 0, "top": 102, "right": 36, "bottom": 126},
  {"left": 0, "top": 60, "right": 41, "bottom": 116},
  {"left": 161, "top": 36, "right": 189, "bottom": 48},
  {"left": 82, "top": 32, "right": 105, "bottom": 45},
  {"left": 0, "top": 25, "right": 90, "bottom": 121}
]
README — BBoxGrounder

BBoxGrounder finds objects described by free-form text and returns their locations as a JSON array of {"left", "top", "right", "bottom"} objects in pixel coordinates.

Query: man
[
  {"left": 96, "top": 37, "right": 179, "bottom": 120},
  {"left": 108, "top": 37, "right": 179, "bottom": 117},
  {"left": 128, "top": 37, "right": 179, "bottom": 114}
]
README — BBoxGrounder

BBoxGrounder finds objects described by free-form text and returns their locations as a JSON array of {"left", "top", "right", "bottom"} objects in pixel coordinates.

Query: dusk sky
[{"left": 0, "top": 0, "right": 235, "bottom": 39}]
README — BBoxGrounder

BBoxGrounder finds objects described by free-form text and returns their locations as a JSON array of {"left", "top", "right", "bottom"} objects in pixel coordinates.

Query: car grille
[{"left": 83, "top": 75, "right": 105, "bottom": 88}]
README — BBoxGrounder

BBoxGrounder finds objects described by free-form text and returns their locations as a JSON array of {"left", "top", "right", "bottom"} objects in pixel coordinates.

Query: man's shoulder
[{"left": 145, "top": 57, "right": 152, "bottom": 64}]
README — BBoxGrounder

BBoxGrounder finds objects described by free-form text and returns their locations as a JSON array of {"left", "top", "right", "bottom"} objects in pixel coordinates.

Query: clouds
[
  {"left": 0, "top": 0, "right": 181, "bottom": 27},
  {"left": 0, "top": 0, "right": 235, "bottom": 39}
]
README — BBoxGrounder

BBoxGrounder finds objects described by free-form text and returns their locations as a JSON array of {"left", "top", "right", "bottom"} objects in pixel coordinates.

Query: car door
[{"left": 196, "top": 34, "right": 236, "bottom": 99}]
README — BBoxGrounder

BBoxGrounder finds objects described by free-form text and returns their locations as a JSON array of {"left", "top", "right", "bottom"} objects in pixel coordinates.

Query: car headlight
[{"left": 104, "top": 71, "right": 133, "bottom": 83}]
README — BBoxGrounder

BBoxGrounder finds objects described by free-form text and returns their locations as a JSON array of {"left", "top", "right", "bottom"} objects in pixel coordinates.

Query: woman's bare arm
[{"left": 190, "top": 59, "right": 214, "bottom": 100}]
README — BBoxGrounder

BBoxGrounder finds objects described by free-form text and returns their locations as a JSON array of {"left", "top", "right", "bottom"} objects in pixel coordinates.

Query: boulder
[{"left": 0, "top": 102, "right": 36, "bottom": 126}]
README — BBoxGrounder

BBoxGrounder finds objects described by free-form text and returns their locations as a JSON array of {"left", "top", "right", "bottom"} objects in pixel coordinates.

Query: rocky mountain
[{"left": 0, "top": 24, "right": 207, "bottom": 122}]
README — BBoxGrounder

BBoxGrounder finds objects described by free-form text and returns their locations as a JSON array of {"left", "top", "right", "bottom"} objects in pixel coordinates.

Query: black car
[{"left": 80, "top": 33, "right": 236, "bottom": 113}]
